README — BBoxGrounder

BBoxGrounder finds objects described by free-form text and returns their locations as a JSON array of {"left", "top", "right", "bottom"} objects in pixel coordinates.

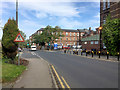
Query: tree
[
  {"left": 43, "top": 25, "right": 63, "bottom": 45},
  {"left": 33, "top": 34, "right": 45, "bottom": 46},
  {"left": 2, "top": 18, "right": 19, "bottom": 60},
  {"left": 102, "top": 15, "right": 120, "bottom": 55},
  {"left": 33, "top": 25, "right": 64, "bottom": 50}
]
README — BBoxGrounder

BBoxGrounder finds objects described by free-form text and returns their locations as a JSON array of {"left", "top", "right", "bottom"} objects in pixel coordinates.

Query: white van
[{"left": 31, "top": 45, "right": 37, "bottom": 51}]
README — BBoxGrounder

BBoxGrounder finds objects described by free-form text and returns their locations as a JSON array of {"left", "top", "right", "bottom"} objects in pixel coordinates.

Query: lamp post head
[{"left": 99, "top": 26, "right": 102, "bottom": 30}]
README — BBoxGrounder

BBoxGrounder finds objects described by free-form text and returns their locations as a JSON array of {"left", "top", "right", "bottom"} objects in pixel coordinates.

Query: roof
[
  {"left": 38, "top": 28, "right": 89, "bottom": 33},
  {"left": 81, "top": 34, "right": 100, "bottom": 41}
]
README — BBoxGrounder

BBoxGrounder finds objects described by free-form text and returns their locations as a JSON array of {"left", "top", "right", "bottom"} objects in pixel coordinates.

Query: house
[
  {"left": 81, "top": 34, "right": 100, "bottom": 52},
  {"left": 29, "top": 28, "right": 94, "bottom": 46}
]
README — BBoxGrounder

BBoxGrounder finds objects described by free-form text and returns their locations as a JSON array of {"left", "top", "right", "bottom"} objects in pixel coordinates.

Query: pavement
[{"left": 13, "top": 53, "right": 53, "bottom": 88}]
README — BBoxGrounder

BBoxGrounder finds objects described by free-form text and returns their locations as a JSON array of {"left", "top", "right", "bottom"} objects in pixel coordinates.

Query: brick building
[
  {"left": 81, "top": 34, "right": 100, "bottom": 52},
  {"left": 100, "top": 0, "right": 120, "bottom": 26},
  {"left": 29, "top": 28, "right": 94, "bottom": 46}
]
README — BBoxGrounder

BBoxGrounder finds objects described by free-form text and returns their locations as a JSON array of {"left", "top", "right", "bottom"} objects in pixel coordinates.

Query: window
[
  {"left": 38, "top": 31, "right": 40, "bottom": 35},
  {"left": 74, "top": 42, "right": 75, "bottom": 45},
  {"left": 70, "top": 37, "right": 72, "bottom": 41},
  {"left": 70, "top": 32, "right": 72, "bottom": 36},
  {"left": 103, "top": 16, "right": 106, "bottom": 24},
  {"left": 74, "top": 32, "right": 75, "bottom": 36},
  {"left": 41, "top": 31, "right": 42, "bottom": 34},
  {"left": 66, "top": 37, "right": 68, "bottom": 41},
  {"left": 103, "top": 0, "right": 106, "bottom": 10},
  {"left": 74, "top": 37, "right": 75, "bottom": 41},
  {"left": 95, "top": 41, "right": 98, "bottom": 44},
  {"left": 66, "top": 32, "right": 68, "bottom": 36},
  {"left": 77, "top": 37, "right": 79, "bottom": 40},
  {"left": 60, "top": 32, "right": 62, "bottom": 35},
  {"left": 107, "top": 0, "right": 110, "bottom": 8},
  {"left": 84, "top": 42, "right": 87, "bottom": 44},
  {"left": 77, "top": 33, "right": 79, "bottom": 36},
  {"left": 91, "top": 41, "right": 94, "bottom": 44}
]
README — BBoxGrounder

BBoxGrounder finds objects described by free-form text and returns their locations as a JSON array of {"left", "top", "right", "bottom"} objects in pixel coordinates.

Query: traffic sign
[{"left": 14, "top": 33, "right": 24, "bottom": 42}]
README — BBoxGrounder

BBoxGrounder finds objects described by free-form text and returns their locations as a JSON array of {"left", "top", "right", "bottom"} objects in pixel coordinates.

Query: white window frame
[{"left": 77, "top": 33, "right": 79, "bottom": 36}]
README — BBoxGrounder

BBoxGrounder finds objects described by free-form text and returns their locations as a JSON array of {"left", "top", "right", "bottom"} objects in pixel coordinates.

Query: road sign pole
[{"left": 18, "top": 43, "right": 20, "bottom": 65}]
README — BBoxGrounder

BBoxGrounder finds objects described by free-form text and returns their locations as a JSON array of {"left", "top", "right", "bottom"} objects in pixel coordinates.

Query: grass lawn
[
  {"left": 0, "top": 47, "right": 1, "bottom": 59},
  {"left": 2, "top": 58, "right": 26, "bottom": 83}
]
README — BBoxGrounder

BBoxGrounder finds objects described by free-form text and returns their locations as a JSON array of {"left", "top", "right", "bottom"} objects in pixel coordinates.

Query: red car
[{"left": 63, "top": 46, "right": 70, "bottom": 49}]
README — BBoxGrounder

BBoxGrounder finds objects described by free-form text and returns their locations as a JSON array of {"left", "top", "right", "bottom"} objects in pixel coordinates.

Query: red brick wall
[{"left": 82, "top": 41, "right": 100, "bottom": 51}]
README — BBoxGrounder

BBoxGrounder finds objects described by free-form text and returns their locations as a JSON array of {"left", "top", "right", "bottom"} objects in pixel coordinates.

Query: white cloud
[
  {"left": 36, "top": 12, "right": 48, "bottom": 18},
  {"left": 19, "top": 2, "right": 80, "bottom": 18},
  {"left": 1, "top": 0, "right": 101, "bottom": 2},
  {"left": 58, "top": 18, "right": 82, "bottom": 29}
]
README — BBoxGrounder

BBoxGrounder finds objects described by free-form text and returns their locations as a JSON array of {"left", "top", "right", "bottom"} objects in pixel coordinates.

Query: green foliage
[
  {"left": 33, "top": 34, "right": 45, "bottom": 46},
  {"left": 2, "top": 18, "right": 19, "bottom": 60},
  {"left": 102, "top": 15, "right": 120, "bottom": 55},
  {"left": 33, "top": 25, "right": 64, "bottom": 46}
]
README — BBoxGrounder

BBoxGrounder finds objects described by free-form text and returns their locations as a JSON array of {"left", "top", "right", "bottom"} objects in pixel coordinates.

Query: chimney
[{"left": 89, "top": 27, "right": 91, "bottom": 30}]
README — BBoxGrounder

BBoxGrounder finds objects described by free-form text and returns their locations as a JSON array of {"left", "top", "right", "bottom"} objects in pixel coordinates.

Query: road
[{"left": 22, "top": 49, "right": 118, "bottom": 88}]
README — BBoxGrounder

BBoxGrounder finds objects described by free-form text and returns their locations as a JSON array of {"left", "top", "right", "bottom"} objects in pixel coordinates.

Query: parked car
[
  {"left": 31, "top": 45, "right": 37, "bottom": 51},
  {"left": 18, "top": 47, "right": 22, "bottom": 52},
  {"left": 57, "top": 45, "right": 62, "bottom": 50},
  {"left": 63, "top": 46, "right": 70, "bottom": 49}
]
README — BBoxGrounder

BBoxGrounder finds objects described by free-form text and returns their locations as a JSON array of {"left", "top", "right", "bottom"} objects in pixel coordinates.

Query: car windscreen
[{"left": 31, "top": 47, "right": 36, "bottom": 48}]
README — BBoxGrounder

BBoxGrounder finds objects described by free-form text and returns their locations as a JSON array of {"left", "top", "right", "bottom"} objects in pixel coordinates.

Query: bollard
[
  {"left": 92, "top": 51, "right": 94, "bottom": 57},
  {"left": 86, "top": 51, "right": 87, "bottom": 56},
  {"left": 107, "top": 52, "right": 109, "bottom": 59},
  {"left": 70, "top": 51, "right": 71, "bottom": 54},
  {"left": 77, "top": 51, "right": 78, "bottom": 55},
  {"left": 81, "top": 50, "right": 82, "bottom": 55},
  {"left": 118, "top": 52, "right": 119, "bottom": 61},
  {"left": 99, "top": 51, "right": 100, "bottom": 58}
]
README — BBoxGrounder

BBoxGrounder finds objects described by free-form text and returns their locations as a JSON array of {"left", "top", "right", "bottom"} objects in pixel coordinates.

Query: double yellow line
[{"left": 51, "top": 65, "right": 71, "bottom": 89}]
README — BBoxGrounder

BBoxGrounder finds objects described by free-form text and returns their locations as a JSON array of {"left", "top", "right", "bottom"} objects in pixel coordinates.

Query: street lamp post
[{"left": 99, "top": 26, "right": 102, "bottom": 52}]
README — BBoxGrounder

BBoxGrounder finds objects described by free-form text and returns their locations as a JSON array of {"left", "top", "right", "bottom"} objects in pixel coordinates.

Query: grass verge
[{"left": 2, "top": 58, "right": 26, "bottom": 83}]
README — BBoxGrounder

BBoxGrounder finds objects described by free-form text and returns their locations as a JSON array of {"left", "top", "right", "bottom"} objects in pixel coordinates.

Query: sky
[{"left": 0, "top": 0, "right": 100, "bottom": 39}]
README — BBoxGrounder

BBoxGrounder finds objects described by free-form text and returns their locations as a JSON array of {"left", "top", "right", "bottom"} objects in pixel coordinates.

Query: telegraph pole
[{"left": 16, "top": 0, "right": 18, "bottom": 26}]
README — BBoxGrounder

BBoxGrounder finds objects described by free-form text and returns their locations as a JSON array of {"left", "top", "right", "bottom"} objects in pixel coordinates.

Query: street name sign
[{"left": 14, "top": 33, "right": 24, "bottom": 42}]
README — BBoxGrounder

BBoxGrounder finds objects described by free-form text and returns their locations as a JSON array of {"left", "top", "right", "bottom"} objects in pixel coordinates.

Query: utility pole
[{"left": 16, "top": 0, "right": 18, "bottom": 26}]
